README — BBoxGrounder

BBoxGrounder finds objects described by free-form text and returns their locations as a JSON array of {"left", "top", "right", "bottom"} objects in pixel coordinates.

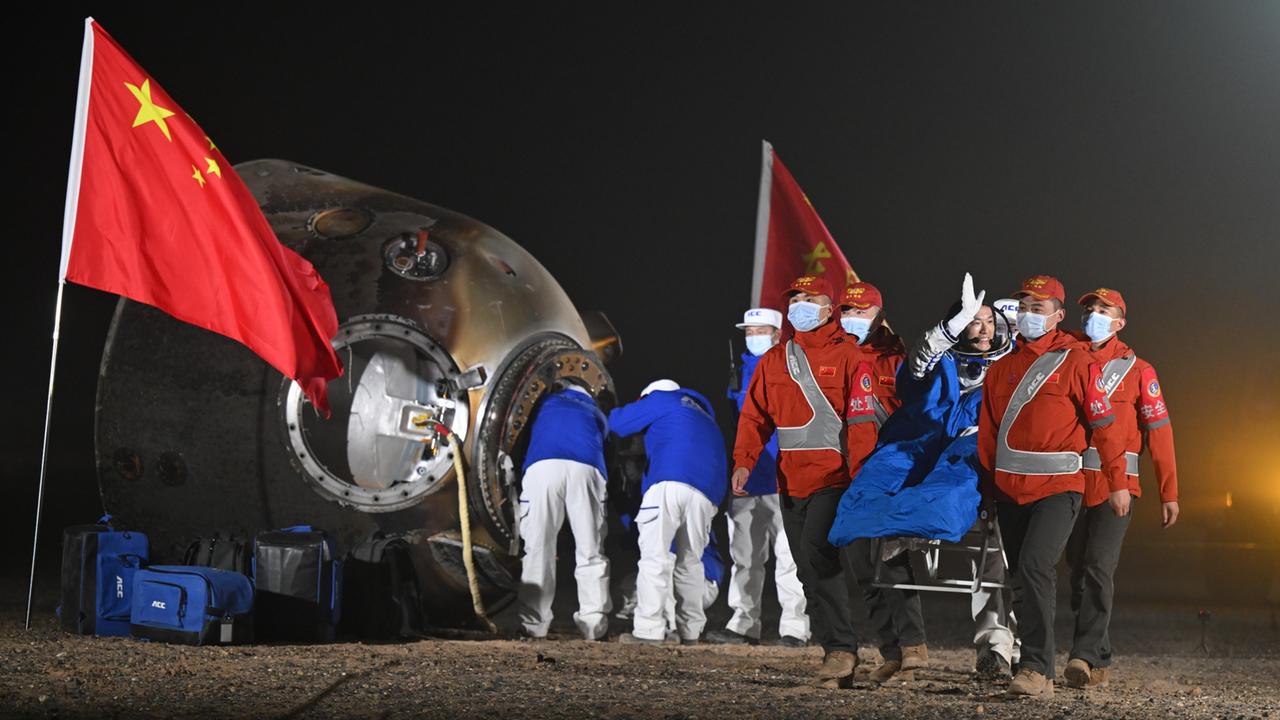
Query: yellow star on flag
[
  {"left": 802, "top": 241, "right": 831, "bottom": 276},
  {"left": 205, "top": 157, "right": 222, "bottom": 178},
  {"left": 125, "top": 78, "right": 176, "bottom": 142},
  {"left": 191, "top": 165, "right": 206, "bottom": 188},
  {"left": 206, "top": 135, "right": 217, "bottom": 151}
]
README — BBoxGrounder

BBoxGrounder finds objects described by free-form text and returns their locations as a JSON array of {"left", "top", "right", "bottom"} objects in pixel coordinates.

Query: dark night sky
[{"left": 6, "top": 4, "right": 1279, "bottom": 555}]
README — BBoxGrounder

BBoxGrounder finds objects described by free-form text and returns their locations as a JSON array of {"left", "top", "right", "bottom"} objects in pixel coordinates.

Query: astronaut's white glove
[
  {"left": 909, "top": 325, "right": 953, "bottom": 378},
  {"left": 942, "top": 272, "right": 986, "bottom": 342}
]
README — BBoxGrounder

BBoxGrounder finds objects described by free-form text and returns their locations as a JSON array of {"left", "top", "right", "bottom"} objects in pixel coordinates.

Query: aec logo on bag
[
  {"left": 151, "top": 600, "right": 166, "bottom": 610},
  {"left": 1147, "top": 380, "right": 1161, "bottom": 397},
  {"left": 115, "top": 575, "right": 124, "bottom": 599}
]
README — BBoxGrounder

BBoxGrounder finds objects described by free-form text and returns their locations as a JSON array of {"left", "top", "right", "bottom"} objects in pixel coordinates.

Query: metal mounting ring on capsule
[{"left": 281, "top": 314, "right": 470, "bottom": 513}]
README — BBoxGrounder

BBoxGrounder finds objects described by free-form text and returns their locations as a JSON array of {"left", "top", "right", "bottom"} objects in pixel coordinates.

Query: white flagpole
[
  {"left": 27, "top": 17, "right": 95, "bottom": 630},
  {"left": 27, "top": 282, "right": 67, "bottom": 629},
  {"left": 749, "top": 139, "right": 774, "bottom": 308}
]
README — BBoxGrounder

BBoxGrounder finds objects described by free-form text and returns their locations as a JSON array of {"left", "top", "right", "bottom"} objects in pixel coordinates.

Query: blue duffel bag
[
  {"left": 130, "top": 565, "right": 254, "bottom": 645},
  {"left": 58, "top": 515, "right": 149, "bottom": 637}
]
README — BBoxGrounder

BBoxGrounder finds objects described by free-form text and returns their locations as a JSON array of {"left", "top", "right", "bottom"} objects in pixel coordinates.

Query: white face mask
[
  {"left": 1083, "top": 311, "right": 1116, "bottom": 343},
  {"left": 745, "top": 334, "right": 775, "bottom": 356},
  {"left": 840, "top": 316, "right": 874, "bottom": 344},
  {"left": 1016, "top": 311, "right": 1051, "bottom": 340},
  {"left": 788, "top": 301, "right": 827, "bottom": 332}
]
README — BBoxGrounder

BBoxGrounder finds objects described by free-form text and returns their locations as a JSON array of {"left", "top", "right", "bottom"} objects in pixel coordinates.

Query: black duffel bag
[
  {"left": 182, "top": 532, "right": 252, "bottom": 576},
  {"left": 253, "top": 526, "right": 341, "bottom": 642},
  {"left": 340, "top": 532, "right": 426, "bottom": 640}
]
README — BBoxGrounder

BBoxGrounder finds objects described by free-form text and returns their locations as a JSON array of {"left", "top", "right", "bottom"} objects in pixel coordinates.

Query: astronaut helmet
[{"left": 952, "top": 303, "right": 1015, "bottom": 387}]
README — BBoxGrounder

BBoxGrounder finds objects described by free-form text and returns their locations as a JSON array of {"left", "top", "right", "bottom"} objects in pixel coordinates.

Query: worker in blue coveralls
[
  {"left": 829, "top": 273, "right": 1019, "bottom": 680},
  {"left": 706, "top": 308, "right": 810, "bottom": 647},
  {"left": 516, "top": 382, "right": 612, "bottom": 640},
  {"left": 610, "top": 379, "right": 727, "bottom": 645}
]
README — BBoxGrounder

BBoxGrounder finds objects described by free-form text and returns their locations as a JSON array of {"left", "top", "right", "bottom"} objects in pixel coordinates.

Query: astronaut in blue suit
[{"left": 830, "top": 274, "right": 1019, "bottom": 680}]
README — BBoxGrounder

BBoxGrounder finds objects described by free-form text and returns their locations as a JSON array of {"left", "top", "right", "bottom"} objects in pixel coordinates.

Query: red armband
[{"left": 1137, "top": 366, "right": 1170, "bottom": 429}]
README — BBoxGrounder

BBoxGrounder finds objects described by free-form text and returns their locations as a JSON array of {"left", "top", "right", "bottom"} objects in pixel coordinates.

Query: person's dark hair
[{"left": 1083, "top": 300, "right": 1126, "bottom": 318}]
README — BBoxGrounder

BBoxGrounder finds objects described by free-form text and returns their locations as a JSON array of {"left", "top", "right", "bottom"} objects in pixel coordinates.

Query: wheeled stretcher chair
[{"left": 870, "top": 504, "right": 1009, "bottom": 595}]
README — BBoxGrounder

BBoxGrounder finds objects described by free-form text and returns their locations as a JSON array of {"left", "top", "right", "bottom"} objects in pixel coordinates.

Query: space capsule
[{"left": 95, "top": 160, "right": 621, "bottom": 625}]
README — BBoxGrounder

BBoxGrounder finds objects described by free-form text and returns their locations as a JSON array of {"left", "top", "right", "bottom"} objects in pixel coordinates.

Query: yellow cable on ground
[{"left": 438, "top": 425, "right": 497, "bottom": 633}]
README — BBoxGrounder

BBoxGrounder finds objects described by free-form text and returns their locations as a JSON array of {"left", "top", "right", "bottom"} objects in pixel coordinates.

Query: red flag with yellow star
[
  {"left": 750, "top": 140, "right": 859, "bottom": 312},
  {"left": 59, "top": 19, "right": 342, "bottom": 414}
]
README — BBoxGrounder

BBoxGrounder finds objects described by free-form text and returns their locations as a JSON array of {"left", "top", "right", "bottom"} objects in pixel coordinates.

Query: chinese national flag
[
  {"left": 59, "top": 19, "right": 342, "bottom": 414},
  {"left": 749, "top": 140, "right": 859, "bottom": 312}
]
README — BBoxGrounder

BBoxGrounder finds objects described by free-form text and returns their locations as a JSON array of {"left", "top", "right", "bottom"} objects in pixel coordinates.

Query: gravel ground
[{"left": 4, "top": 575, "right": 1278, "bottom": 720}]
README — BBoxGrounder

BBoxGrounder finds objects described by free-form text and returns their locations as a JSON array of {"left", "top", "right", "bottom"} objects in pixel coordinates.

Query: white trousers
[
  {"left": 516, "top": 459, "right": 611, "bottom": 639},
  {"left": 633, "top": 481, "right": 716, "bottom": 641},
  {"left": 724, "top": 494, "right": 810, "bottom": 641},
  {"left": 617, "top": 563, "right": 720, "bottom": 633},
  {"left": 972, "top": 537, "right": 1021, "bottom": 664}
]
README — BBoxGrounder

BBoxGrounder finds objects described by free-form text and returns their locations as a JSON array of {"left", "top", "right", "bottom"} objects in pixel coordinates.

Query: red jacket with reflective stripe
[
  {"left": 1082, "top": 337, "right": 1179, "bottom": 507},
  {"left": 844, "top": 327, "right": 905, "bottom": 480},
  {"left": 978, "top": 329, "right": 1128, "bottom": 505},
  {"left": 733, "top": 319, "right": 864, "bottom": 498}
]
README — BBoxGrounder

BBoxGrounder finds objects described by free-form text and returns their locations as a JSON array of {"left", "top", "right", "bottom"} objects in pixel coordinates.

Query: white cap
[
  {"left": 993, "top": 298, "right": 1019, "bottom": 325},
  {"left": 640, "top": 379, "right": 680, "bottom": 396},
  {"left": 735, "top": 308, "right": 783, "bottom": 330}
]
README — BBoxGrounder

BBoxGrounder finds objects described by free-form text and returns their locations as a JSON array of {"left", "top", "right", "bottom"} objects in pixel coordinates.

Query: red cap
[
  {"left": 784, "top": 275, "right": 834, "bottom": 302},
  {"left": 1077, "top": 287, "right": 1127, "bottom": 315},
  {"left": 839, "top": 281, "right": 883, "bottom": 310},
  {"left": 1012, "top": 275, "right": 1065, "bottom": 304}
]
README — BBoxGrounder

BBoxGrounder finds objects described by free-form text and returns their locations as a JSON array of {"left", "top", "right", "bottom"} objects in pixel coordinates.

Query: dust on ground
[{"left": 4, "top": 576, "right": 1278, "bottom": 720}]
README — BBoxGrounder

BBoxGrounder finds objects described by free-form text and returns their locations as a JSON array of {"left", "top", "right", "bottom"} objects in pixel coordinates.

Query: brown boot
[
  {"left": 869, "top": 659, "right": 915, "bottom": 683},
  {"left": 1063, "top": 658, "right": 1091, "bottom": 688},
  {"left": 815, "top": 650, "right": 857, "bottom": 686},
  {"left": 1089, "top": 666, "right": 1111, "bottom": 688},
  {"left": 1006, "top": 668, "right": 1054, "bottom": 698},
  {"left": 900, "top": 644, "right": 929, "bottom": 671}
]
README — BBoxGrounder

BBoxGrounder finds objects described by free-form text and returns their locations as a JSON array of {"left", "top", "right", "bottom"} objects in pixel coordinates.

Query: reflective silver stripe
[
  {"left": 1081, "top": 356, "right": 1141, "bottom": 476},
  {"left": 995, "top": 348, "right": 1083, "bottom": 475},
  {"left": 872, "top": 395, "right": 889, "bottom": 427},
  {"left": 777, "top": 341, "right": 845, "bottom": 453},
  {"left": 1082, "top": 448, "right": 1140, "bottom": 476},
  {"left": 1098, "top": 355, "right": 1137, "bottom": 397},
  {"left": 1145, "top": 417, "right": 1170, "bottom": 430},
  {"left": 845, "top": 394, "right": 889, "bottom": 429}
]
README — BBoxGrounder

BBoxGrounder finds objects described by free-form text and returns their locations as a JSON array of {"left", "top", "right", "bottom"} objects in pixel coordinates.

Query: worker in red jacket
[
  {"left": 978, "top": 275, "right": 1129, "bottom": 699},
  {"left": 732, "top": 274, "right": 867, "bottom": 687},
  {"left": 837, "top": 281, "right": 906, "bottom": 477},
  {"left": 1064, "top": 287, "right": 1179, "bottom": 689},
  {"left": 835, "top": 280, "right": 928, "bottom": 681}
]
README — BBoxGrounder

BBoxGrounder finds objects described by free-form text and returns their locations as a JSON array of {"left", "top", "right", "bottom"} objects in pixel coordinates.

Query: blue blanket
[{"left": 829, "top": 353, "right": 982, "bottom": 545}]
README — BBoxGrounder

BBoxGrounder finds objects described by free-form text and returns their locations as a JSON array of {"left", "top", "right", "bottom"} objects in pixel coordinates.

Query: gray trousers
[
  {"left": 996, "top": 492, "right": 1083, "bottom": 679},
  {"left": 1065, "top": 499, "right": 1135, "bottom": 668},
  {"left": 846, "top": 538, "right": 926, "bottom": 661}
]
